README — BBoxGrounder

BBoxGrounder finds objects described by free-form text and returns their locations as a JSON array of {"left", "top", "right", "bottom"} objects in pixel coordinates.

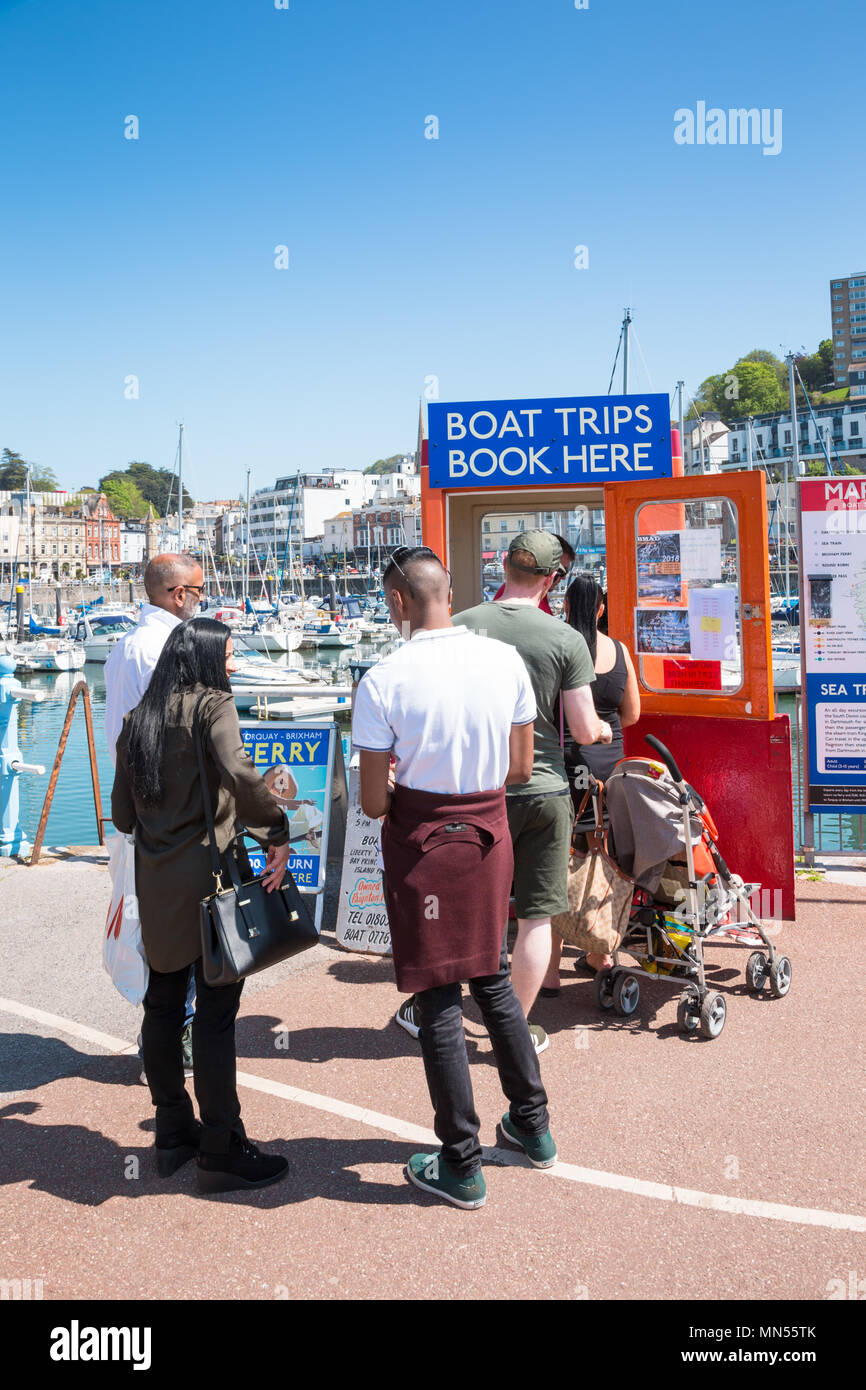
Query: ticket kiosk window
[
  {"left": 478, "top": 504, "right": 606, "bottom": 600},
  {"left": 634, "top": 496, "right": 744, "bottom": 697}
]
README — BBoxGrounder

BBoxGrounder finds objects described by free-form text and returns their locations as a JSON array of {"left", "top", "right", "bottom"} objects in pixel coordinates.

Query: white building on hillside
[{"left": 247, "top": 471, "right": 368, "bottom": 565}]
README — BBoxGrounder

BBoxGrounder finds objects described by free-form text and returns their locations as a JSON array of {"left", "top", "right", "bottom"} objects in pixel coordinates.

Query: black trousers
[
  {"left": 413, "top": 940, "right": 550, "bottom": 1178},
  {"left": 142, "top": 958, "right": 245, "bottom": 1155}
]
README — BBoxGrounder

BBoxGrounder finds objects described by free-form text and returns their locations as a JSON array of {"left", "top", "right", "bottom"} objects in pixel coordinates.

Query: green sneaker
[
  {"left": 406, "top": 1152, "right": 487, "bottom": 1209},
  {"left": 498, "top": 1112, "right": 558, "bottom": 1168}
]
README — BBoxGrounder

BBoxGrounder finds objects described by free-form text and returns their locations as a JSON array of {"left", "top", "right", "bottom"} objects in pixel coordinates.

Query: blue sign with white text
[{"left": 427, "top": 393, "right": 672, "bottom": 488}]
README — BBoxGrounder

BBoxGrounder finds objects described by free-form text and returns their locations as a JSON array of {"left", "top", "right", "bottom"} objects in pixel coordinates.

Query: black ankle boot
[
  {"left": 156, "top": 1121, "right": 202, "bottom": 1177},
  {"left": 196, "top": 1133, "right": 289, "bottom": 1194}
]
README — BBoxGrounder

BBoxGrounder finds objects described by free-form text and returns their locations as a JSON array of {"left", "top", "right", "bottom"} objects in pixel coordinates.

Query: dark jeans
[
  {"left": 142, "top": 958, "right": 245, "bottom": 1155},
  {"left": 413, "top": 940, "right": 549, "bottom": 1178}
]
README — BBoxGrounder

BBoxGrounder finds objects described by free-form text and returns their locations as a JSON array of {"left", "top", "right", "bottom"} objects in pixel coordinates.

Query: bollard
[
  {"left": 55, "top": 584, "right": 63, "bottom": 625},
  {"left": 15, "top": 584, "right": 25, "bottom": 640},
  {"left": 0, "top": 654, "right": 46, "bottom": 858},
  {"left": 128, "top": 580, "right": 134, "bottom": 604}
]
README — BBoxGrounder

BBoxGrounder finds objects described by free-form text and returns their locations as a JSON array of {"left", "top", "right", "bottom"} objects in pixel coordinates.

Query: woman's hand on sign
[{"left": 262, "top": 841, "right": 291, "bottom": 893}]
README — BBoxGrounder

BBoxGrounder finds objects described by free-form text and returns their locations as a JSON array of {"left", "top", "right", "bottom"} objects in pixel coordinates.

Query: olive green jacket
[{"left": 111, "top": 686, "right": 290, "bottom": 973}]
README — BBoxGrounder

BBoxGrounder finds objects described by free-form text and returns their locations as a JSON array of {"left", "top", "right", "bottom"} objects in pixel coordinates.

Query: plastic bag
[{"left": 103, "top": 832, "right": 149, "bottom": 1005}]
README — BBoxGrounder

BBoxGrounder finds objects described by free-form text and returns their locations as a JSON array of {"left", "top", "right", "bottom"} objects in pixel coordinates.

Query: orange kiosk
[{"left": 421, "top": 393, "right": 795, "bottom": 920}]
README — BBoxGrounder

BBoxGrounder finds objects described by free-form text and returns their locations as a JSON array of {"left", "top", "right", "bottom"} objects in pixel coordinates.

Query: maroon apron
[{"left": 381, "top": 783, "right": 513, "bottom": 993}]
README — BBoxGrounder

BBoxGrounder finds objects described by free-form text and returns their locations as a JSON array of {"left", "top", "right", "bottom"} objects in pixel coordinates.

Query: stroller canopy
[{"left": 604, "top": 758, "right": 707, "bottom": 894}]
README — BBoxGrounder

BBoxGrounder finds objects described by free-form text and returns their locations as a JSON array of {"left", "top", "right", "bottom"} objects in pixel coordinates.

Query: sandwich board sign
[
  {"left": 239, "top": 720, "right": 337, "bottom": 931},
  {"left": 336, "top": 760, "right": 391, "bottom": 955}
]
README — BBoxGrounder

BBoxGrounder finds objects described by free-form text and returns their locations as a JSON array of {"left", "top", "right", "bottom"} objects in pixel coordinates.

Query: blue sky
[{"left": 0, "top": 0, "right": 861, "bottom": 500}]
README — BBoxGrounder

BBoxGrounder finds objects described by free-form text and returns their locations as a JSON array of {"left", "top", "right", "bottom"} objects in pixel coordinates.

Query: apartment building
[{"left": 830, "top": 273, "right": 866, "bottom": 398}]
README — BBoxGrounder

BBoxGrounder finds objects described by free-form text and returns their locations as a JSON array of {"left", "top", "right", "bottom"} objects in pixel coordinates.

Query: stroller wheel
[
  {"left": 594, "top": 968, "right": 616, "bottom": 1011},
  {"left": 677, "top": 987, "right": 701, "bottom": 1035},
  {"left": 769, "top": 956, "right": 792, "bottom": 998},
  {"left": 612, "top": 972, "right": 640, "bottom": 1018},
  {"left": 745, "top": 951, "right": 769, "bottom": 994},
  {"left": 699, "top": 991, "right": 727, "bottom": 1039}
]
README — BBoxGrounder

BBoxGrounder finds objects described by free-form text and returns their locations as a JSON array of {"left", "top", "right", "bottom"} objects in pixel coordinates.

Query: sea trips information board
[
  {"left": 427, "top": 393, "right": 673, "bottom": 488},
  {"left": 800, "top": 479, "right": 866, "bottom": 813}
]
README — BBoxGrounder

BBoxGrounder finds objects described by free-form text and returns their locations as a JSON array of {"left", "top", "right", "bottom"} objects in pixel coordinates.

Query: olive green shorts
[{"left": 506, "top": 792, "right": 574, "bottom": 920}]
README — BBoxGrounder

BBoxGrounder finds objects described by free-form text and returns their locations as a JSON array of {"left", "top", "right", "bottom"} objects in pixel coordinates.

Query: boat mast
[
  {"left": 244, "top": 468, "right": 251, "bottom": 606},
  {"left": 785, "top": 352, "right": 802, "bottom": 603},
  {"left": 177, "top": 423, "right": 184, "bottom": 551},
  {"left": 622, "top": 307, "right": 632, "bottom": 393}
]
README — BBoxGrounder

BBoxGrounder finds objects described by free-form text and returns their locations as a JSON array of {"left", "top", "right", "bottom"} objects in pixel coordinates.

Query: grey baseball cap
[{"left": 507, "top": 530, "right": 563, "bottom": 575}]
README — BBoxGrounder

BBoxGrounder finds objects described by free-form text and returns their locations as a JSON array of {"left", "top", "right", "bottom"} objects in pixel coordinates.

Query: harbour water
[
  {"left": 9, "top": 660, "right": 862, "bottom": 857},
  {"left": 12, "top": 645, "right": 363, "bottom": 850}
]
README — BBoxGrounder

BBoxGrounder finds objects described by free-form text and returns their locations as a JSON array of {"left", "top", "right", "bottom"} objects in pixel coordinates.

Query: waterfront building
[
  {"left": 214, "top": 508, "right": 247, "bottom": 567},
  {"left": 682, "top": 413, "right": 730, "bottom": 474},
  {"left": 322, "top": 510, "right": 354, "bottom": 557},
  {"left": 830, "top": 273, "right": 866, "bottom": 398},
  {"left": 247, "top": 471, "right": 369, "bottom": 566},
  {"left": 726, "top": 401, "right": 866, "bottom": 474},
  {"left": 351, "top": 501, "right": 421, "bottom": 565}
]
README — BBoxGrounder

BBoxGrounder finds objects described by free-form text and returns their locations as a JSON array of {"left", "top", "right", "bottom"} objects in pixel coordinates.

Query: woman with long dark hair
[
  {"left": 543, "top": 575, "right": 641, "bottom": 985},
  {"left": 111, "top": 618, "right": 292, "bottom": 1194}
]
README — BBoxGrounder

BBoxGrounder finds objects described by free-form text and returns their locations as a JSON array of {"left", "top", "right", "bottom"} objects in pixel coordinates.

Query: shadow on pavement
[
  {"left": 235, "top": 1013, "right": 417, "bottom": 1064},
  {"left": 0, "top": 1102, "right": 422, "bottom": 1209},
  {"left": 0, "top": 1032, "right": 137, "bottom": 1096}
]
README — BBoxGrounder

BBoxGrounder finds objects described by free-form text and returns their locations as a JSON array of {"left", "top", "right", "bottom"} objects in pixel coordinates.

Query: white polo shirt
[
  {"left": 104, "top": 605, "right": 181, "bottom": 761},
  {"left": 351, "top": 625, "right": 536, "bottom": 795}
]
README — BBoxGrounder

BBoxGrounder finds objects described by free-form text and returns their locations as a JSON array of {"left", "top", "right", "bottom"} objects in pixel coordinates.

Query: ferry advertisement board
[
  {"left": 801, "top": 479, "right": 866, "bottom": 813},
  {"left": 239, "top": 721, "right": 336, "bottom": 891},
  {"left": 427, "top": 392, "right": 673, "bottom": 489}
]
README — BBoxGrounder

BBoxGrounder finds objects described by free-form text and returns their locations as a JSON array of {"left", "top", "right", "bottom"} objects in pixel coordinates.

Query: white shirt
[
  {"left": 104, "top": 605, "right": 181, "bottom": 762},
  {"left": 351, "top": 625, "right": 536, "bottom": 795}
]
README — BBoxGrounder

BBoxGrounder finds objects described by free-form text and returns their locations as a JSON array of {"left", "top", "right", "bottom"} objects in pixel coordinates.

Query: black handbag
[{"left": 193, "top": 701, "right": 319, "bottom": 986}]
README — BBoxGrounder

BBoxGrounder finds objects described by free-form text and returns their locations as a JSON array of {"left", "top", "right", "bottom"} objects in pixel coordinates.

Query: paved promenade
[{"left": 1, "top": 851, "right": 864, "bottom": 1302}]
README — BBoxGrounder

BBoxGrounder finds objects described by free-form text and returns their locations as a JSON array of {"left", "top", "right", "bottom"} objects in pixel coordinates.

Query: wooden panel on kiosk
[{"left": 604, "top": 471, "right": 774, "bottom": 720}]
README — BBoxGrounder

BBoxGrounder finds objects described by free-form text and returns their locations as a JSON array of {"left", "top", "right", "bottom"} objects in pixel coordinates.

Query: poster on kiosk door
[{"left": 801, "top": 478, "right": 866, "bottom": 813}]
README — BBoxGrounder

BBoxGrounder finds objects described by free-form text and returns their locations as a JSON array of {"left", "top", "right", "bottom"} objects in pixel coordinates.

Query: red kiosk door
[{"left": 604, "top": 471, "right": 795, "bottom": 920}]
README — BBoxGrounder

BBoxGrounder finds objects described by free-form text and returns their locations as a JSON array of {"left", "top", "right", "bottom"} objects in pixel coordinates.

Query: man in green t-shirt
[{"left": 452, "top": 531, "right": 612, "bottom": 1054}]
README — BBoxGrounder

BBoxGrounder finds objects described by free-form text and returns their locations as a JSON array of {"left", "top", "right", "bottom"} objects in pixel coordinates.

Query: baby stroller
[{"left": 590, "top": 734, "right": 792, "bottom": 1039}]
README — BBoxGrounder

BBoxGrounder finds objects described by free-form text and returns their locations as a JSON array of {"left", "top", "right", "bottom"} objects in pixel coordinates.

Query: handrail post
[{"left": 29, "top": 679, "right": 106, "bottom": 866}]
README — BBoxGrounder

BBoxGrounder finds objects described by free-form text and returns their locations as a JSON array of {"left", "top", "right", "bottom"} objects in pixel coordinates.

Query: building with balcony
[
  {"left": 247, "top": 471, "right": 369, "bottom": 566},
  {"left": 726, "top": 402, "right": 866, "bottom": 474},
  {"left": 830, "top": 273, "right": 866, "bottom": 399}
]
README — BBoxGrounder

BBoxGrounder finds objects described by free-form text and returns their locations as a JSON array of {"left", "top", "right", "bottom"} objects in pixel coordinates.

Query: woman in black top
[{"left": 543, "top": 576, "right": 641, "bottom": 986}]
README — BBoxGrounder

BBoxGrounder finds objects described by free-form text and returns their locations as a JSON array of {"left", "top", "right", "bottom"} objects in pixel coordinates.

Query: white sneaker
[
  {"left": 528, "top": 1024, "right": 549, "bottom": 1055},
  {"left": 395, "top": 996, "right": 420, "bottom": 1039}
]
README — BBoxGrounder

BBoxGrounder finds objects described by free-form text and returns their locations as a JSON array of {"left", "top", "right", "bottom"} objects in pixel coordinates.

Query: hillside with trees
[
  {"left": 690, "top": 342, "right": 836, "bottom": 423},
  {"left": 364, "top": 454, "right": 410, "bottom": 475},
  {"left": 98, "top": 462, "right": 194, "bottom": 517}
]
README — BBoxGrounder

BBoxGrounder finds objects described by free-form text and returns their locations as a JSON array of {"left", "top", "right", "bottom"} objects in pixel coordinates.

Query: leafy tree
[
  {"left": 691, "top": 358, "right": 783, "bottom": 423},
  {"left": 101, "top": 475, "right": 149, "bottom": 520},
  {"left": 0, "top": 448, "right": 57, "bottom": 491},
  {"left": 99, "top": 462, "right": 193, "bottom": 514}
]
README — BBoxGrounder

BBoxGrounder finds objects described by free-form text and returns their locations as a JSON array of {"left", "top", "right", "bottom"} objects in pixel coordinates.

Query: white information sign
[
  {"left": 687, "top": 587, "right": 736, "bottom": 661},
  {"left": 336, "top": 764, "right": 392, "bottom": 955},
  {"left": 678, "top": 527, "right": 722, "bottom": 581}
]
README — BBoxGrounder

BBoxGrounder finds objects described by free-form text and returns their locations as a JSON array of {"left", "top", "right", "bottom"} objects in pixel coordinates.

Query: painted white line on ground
[
  {"left": 0, "top": 997, "right": 138, "bottom": 1056},
  {"left": 2, "top": 994, "right": 865, "bottom": 1234}
]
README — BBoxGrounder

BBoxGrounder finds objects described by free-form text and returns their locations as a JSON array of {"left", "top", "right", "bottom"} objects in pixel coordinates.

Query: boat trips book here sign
[{"left": 427, "top": 393, "right": 673, "bottom": 488}]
